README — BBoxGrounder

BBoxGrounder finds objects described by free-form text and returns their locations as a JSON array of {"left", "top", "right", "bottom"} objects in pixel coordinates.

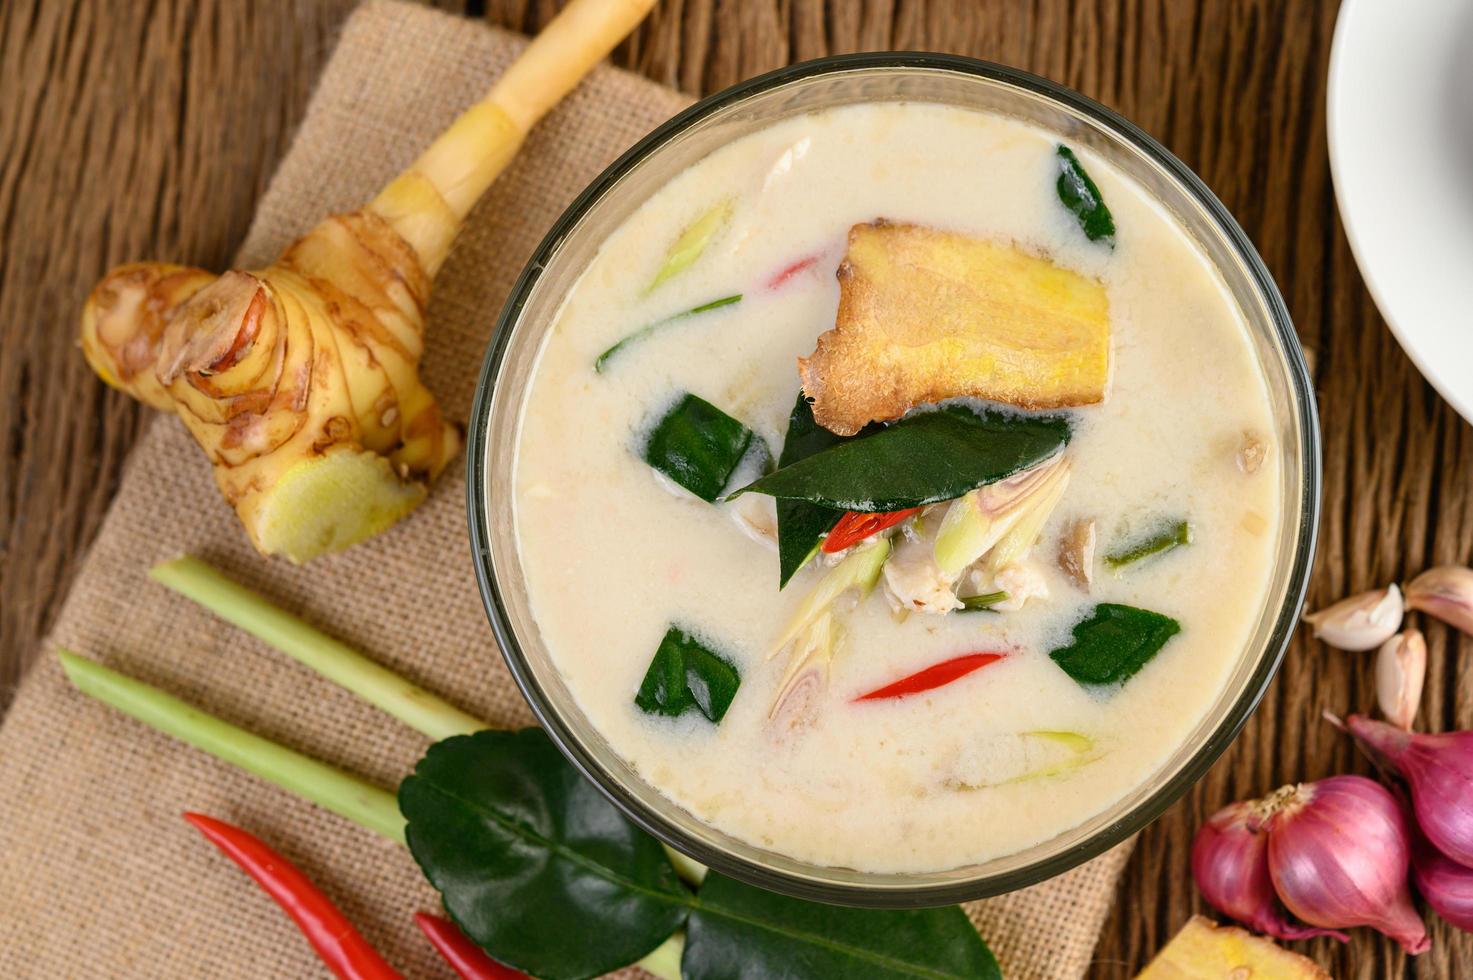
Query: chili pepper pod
[
  {"left": 414, "top": 912, "right": 530, "bottom": 980},
  {"left": 183, "top": 812, "right": 403, "bottom": 980}
]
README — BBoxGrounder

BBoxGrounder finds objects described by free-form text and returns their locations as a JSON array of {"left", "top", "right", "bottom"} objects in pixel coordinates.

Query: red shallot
[
  {"left": 1345, "top": 713, "right": 1473, "bottom": 869},
  {"left": 1408, "top": 813, "right": 1473, "bottom": 933},
  {"left": 1260, "top": 776, "right": 1429, "bottom": 954},
  {"left": 1191, "top": 800, "right": 1347, "bottom": 942}
]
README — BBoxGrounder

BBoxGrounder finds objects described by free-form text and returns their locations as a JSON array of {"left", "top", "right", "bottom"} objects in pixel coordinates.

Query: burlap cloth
[{"left": 0, "top": 3, "right": 1134, "bottom": 976}]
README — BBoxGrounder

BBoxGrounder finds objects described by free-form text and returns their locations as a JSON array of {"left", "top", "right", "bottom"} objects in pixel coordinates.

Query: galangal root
[{"left": 79, "top": 0, "right": 655, "bottom": 562}]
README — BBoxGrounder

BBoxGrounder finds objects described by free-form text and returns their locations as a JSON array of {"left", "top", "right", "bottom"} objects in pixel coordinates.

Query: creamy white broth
[{"left": 511, "top": 103, "right": 1279, "bottom": 871}]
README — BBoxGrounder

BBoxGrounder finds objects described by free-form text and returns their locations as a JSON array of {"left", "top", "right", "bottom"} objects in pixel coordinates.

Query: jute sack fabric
[{"left": 0, "top": 3, "right": 1134, "bottom": 976}]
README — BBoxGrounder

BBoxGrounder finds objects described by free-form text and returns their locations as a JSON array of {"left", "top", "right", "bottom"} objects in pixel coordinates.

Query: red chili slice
[
  {"left": 821, "top": 507, "right": 922, "bottom": 553},
  {"left": 766, "top": 253, "right": 820, "bottom": 290},
  {"left": 853, "top": 652, "right": 1006, "bottom": 701}
]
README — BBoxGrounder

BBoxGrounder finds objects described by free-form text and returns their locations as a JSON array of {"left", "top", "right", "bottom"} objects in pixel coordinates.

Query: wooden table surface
[{"left": 3, "top": 0, "right": 1470, "bottom": 975}]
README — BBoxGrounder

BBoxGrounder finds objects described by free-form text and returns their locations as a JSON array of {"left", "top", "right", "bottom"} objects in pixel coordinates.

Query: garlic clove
[
  {"left": 1302, "top": 584, "right": 1403, "bottom": 651},
  {"left": 1404, "top": 565, "right": 1473, "bottom": 636},
  {"left": 1375, "top": 629, "right": 1426, "bottom": 731},
  {"left": 1057, "top": 517, "right": 1096, "bottom": 590}
]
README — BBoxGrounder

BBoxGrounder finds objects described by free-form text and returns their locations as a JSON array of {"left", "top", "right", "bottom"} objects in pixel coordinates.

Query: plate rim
[{"left": 1327, "top": 0, "right": 1473, "bottom": 423}]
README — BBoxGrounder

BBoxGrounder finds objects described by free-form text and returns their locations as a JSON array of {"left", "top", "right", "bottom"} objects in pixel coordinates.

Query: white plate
[{"left": 1328, "top": 0, "right": 1473, "bottom": 423}]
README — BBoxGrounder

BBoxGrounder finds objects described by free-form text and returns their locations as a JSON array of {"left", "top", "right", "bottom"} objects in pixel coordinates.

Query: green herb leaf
[
  {"left": 403, "top": 730, "right": 1000, "bottom": 980},
  {"left": 958, "top": 590, "right": 1008, "bottom": 612},
  {"left": 1048, "top": 603, "right": 1181, "bottom": 687},
  {"left": 774, "top": 393, "right": 849, "bottom": 587},
  {"left": 644, "top": 393, "right": 754, "bottom": 502},
  {"left": 400, "top": 730, "right": 690, "bottom": 980},
  {"left": 1104, "top": 519, "right": 1192, "bottom": 568},
  {"left": 683, "top": 872, "right": 1001, "bottom": 980},
  {"left": 733, "top": 406, "right": 1071, "bottom": 512},
  {"left": 636, "top": 627, "right": 741, "bottom": 723},
  {"left": 596, "top": 294, "right": 742, "bottom": 372},
  {"left": 647, "top": 198, "right": 734, "bottom": 294},
  {"left": 1056, "top": 145, "right": 1116, "bottom": 246}
]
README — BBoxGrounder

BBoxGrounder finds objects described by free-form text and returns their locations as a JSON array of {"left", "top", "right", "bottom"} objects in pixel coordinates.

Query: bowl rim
[{"left": 465, "top": 51, "right": 1321, "bottom": 907}]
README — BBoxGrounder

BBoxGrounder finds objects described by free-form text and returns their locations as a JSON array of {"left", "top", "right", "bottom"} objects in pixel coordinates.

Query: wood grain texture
[{"left": 2, "top": 0, "right": 1469, "bottom": 975}]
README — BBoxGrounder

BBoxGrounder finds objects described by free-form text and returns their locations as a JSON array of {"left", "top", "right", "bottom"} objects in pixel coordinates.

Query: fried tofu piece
[
  {"left": 800, "top": 221, "right": 1111, "bottom": 435},
  {"left": 1134, "top": 916, "right": 1331, "bottom": 980}
]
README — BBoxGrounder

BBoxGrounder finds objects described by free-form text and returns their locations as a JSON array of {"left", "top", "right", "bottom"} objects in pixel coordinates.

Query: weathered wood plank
[{"left": 3, "top": 1, "right": 1468, "bottom": 974}]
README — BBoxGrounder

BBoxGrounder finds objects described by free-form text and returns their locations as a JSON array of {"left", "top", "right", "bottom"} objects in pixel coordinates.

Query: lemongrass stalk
[
  {"left": 156, "top": 556, "right": 712, "bottom": 888},
  {"left": 637, "top": 932, "right": 685, "bottom": 980},
  {"left": 663, "top": 847, "right": 708, "bottom": 886},
  {"left": 64, "top": 647, "right": 699, "bottom": 973},
  {"left": 369, "top": 0, "right": 656, "bottom": 275},
  {"left": 58, "top": 650, "right": 405, "bottom": 843},
  {"left": 150, "top": 557, "right": 483, "bottom": 742}
]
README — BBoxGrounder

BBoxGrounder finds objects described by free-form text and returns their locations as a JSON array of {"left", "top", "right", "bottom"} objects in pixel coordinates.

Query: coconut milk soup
[{"left": 512, "top": 103, "right": 1279, "bottom": 872}]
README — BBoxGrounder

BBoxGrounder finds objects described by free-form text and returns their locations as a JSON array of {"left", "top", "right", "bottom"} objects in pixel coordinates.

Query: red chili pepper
[
  {"left": 414, "top": 912, "right": 529, "bottom": 980},
  {"left": 853, "top": 652, "right": 1006, "bottom": 701},
  {"left": 183, "top": 812, "right": 403, "bottom": 980},
  {"left": 766, "top": 253, "right": 820, "bottom": 290},
  {"left": 821, "top": 507, "right": 922, "bottom": 553}
]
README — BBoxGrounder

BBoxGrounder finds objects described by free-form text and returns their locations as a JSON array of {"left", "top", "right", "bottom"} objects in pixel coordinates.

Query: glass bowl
[{"left": 466, "top": 53, "right": 1321, "bottom": 907}]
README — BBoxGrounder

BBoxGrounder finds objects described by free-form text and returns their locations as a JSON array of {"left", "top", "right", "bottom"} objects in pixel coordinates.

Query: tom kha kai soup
[{"left": 511, "top": 103, "right": 1279, "bottom": 872}]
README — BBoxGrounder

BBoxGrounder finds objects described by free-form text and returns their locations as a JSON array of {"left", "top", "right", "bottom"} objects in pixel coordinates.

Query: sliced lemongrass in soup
[
  {"left": 769, "top": 610, "right": 839, "bottom": 725},
  {"left": 986, "top": 457, "right": 1071, "bottom": 571},
  {"left": 644, "top": 197, "right": 734, "bottom": 294},
  {"left": 770, "top": 538, "right": 890, "bottom": 656},
  {"left": 933, "top": 455, "right": 1068, "bottom": 577},
  {"left": 939, "top": 730, "right": 1099, "bottom": 791}
]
